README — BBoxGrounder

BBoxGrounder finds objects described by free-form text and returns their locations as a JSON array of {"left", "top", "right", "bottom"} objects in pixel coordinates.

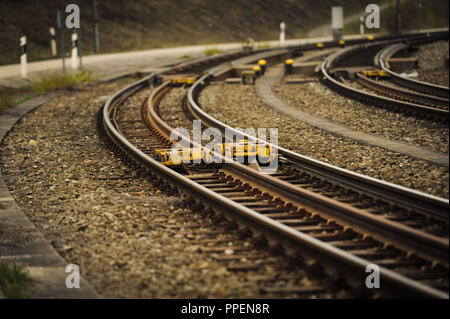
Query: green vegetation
[
  {"left": 0, "top": 91, "right": 17, "bottom": 111},
  {"left": 0, "top": 71, "right": 94, "bottom": 113},
  {"left": 116, "top": 77, "right": 139, "bottom": 84},
  {"left": 203, "top": 48, "right": 223, "bottom": 56},
  {"left": 0, "top": 262, "right": 34, "bottom": 298},
  {"left": 179, "top": 54, "right": 191, "bottom": 59},
  {"left": 31, "top": 71, "right": 94, "bottom": 95},
  {"left": 15, "top": 94, "right": 33, "bottom": 105}
]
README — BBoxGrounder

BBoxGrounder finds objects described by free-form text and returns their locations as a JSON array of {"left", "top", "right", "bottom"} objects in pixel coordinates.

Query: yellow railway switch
[
  {"left": 285, "top": 59, "right": 294, "bottom": 74},
  {"left": 185, "top": 77, "right": 196, "bottom": 85},
  {"left": 155, "top": 142, "right": 276, "bottom": 167},
  {"left": 172, "top": 77, "right": 196, "bottom": 85},
  {"left": 362, "top": 69, "right": 388, "bottom": 78},
  {"left": 258, "top": 59, "right": 267, "bottom": 66},
  {"left": 241, "top": 70, "right": 256, "bottom": 85},
  {"left": 258, "top": 59, "right": 267, "bottom": 75}
]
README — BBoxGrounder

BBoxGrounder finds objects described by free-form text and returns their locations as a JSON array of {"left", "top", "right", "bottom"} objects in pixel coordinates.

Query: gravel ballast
[
  {"left": 198, "top": 83, "right": 448, "bottom": 198},
  {"left": 0, "top": 83, "right": 344, "bottom": 298},
  {"left": 413, "top": 40, "right": 449, "bottom": 86}
]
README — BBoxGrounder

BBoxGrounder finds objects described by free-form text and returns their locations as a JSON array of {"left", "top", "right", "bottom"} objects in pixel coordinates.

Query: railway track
[
  {"left": 377, "top": 42, "right": 449, "bottom": 99},
  {"left": 320, "top": 33, "right": 449, "bottom": 121},
  {"left": 102, "top": 92, "right": 356, "bottom": 299},
  {"left": 100, "top": 35, "right": 449, "bottom": 298}
]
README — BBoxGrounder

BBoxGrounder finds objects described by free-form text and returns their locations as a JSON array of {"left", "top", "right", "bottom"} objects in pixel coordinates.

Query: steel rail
[
  {"left": 320, "top": 43, "right": 449, "bottom": 120},
  {"left": 355, "top": 73, "right": 448, "bottom": 108},
  {"left": 101, "top": 37, "right": 449, "bottom": 298},
  {"left": 187, "top": 71, "right": 449, "bottom": 222},
  {"left": 185, "top": 72, "right": 449, "bottom": 261},
  {"left": 287, "top": 30, "right": 449, "bottom": 55},
  {"left": 103, "top": 75, "right": 450, "bottom": 298}
]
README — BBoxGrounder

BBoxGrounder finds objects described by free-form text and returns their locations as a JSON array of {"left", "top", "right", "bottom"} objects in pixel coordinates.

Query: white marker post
[
  {"left": 279, "top": 22, "right": 286, "bottom": 46},
  {"left": 50, "top": 27, "right": 57, "bottom": 56},
  {"left": 71, "top": 32, "right": 79, "bottom": 70},
  {"left": 20, "top": 36, "right": 27, "bottom": 78},
  {"left": 331, "top": 6, "right": 343, "bottom": 41}
]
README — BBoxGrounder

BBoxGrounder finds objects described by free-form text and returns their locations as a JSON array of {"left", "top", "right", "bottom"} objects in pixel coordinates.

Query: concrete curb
[{"left": 0, "top": 94, "right": 98, "bottom": 298}]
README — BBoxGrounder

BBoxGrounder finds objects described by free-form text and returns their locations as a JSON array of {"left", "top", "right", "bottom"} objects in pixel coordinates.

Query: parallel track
[
  {"left": 377, "top": 42, "right": 449, "bottom": 99},
  {"left": 101, "top": 34, "right": 449, "bottom": 298}
]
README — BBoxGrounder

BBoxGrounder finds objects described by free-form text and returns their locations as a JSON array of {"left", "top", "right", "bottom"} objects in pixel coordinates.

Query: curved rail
[
  {"left": 378, "top": 42, "right": 449, "bottom": 99},
  {"left": 320, "top": 41, "right": 449, "bottom": 120},
  {"left": 104, "top": 78, "right": 448, "bottom": 298},
  {"left": 355, "top": 73, "right": 448, "bottom": 109},
  {"left": 187, "top": 71, "right": 449, "bottom": 221}
]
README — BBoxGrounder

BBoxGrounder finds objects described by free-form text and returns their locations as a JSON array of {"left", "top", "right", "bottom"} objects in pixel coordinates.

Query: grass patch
[
  {"left": 179, "top": 54, "right": 191, "bottom": 59},
  {"left": 0, "top": 262, "right": 34, "bottom": 298},
  {"left": 15, "top": 94, "right": 33, "bottom": 105},
  {"left": 0, "top": 91, "right": 17, "bottom": 111},
  {"left": 203, "top": 48, "right": 223, "bottom": 56},
  {"left": 31, "top": 71, "right": 94, "bottom": 95},
  {"left": 0, "top": 71, "right": 95, "bottom": 112},
  {"left": 258, "top": 42, "right": 272, "bottom": 49}
]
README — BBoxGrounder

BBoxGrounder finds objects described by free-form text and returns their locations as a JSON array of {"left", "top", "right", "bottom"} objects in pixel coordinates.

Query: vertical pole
[
  {"left": 416, "top": 1, "right": 421, "bottom": 33},
  {"left": 50, "top": 27, "right": 57, "bottom": 56},
  {"left": 93, "top": 0, "right": 100, "bottom": 53},
  {"left": 20, "top": 36, "right": 27, "bottom": 78},
  {"left": 78, "top": 28, "right": 83, "bottom": 70},
  {"left": 279, "top": 22, "right": 285, "bottom": 46},
  {"left": 57, "top": 8, "right": 66, "bottom": 73},
  {"left": 360, "top": 16, "right": 365, "bottom": 35},
  {"left": 71, "top": 32, "right": 79, "bottom": 70},
  {"left": 396, "top": 0, "right": 402, "bottom": 33}
]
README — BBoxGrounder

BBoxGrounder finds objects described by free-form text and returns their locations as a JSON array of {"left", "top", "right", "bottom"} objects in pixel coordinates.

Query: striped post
[
  {"left": 279, "top": 22, "right": 286, "bottom": 46},
  {"left": 50, "top": 27, "right": 57, "bottom": 56},
  {"left": 20, "top": 36, "right": 27, "bottom": 78}
]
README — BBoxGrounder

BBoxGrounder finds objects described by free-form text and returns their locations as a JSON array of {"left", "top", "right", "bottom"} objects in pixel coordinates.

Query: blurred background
[{"left": 0, "top": 0, "right": 448, "bottom": 65}]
